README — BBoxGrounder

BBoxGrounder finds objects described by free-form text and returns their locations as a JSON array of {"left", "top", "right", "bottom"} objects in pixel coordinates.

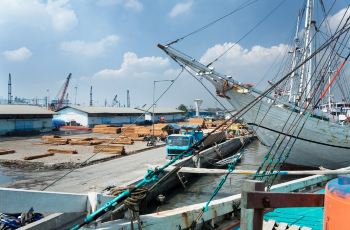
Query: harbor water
[{"left": 157, "top": 139, "right": 269, "bottom": 211}]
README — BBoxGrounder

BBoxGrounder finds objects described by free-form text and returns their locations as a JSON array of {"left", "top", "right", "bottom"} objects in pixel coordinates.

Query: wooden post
[{"left": 240, "top": 180, "right": 265, "bottom": 230}]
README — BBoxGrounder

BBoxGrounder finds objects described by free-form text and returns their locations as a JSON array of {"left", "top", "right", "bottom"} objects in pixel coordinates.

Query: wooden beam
[
  {"left": 159, "top": 166, "right": 350, "bottom": 176},
  {"left": 24, "top": 153, "right": 54, "bottom": 160},
  {"left": 246, "top": 192, "right": 324, "bottom": 209}
]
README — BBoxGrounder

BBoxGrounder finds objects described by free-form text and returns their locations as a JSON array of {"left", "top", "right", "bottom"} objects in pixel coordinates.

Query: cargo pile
[
  {"left": 92, "top": 125, "right": 122, "bottom": 134},
  {"left": 94, "top": 145, "right": 125, "bottom": 155}
]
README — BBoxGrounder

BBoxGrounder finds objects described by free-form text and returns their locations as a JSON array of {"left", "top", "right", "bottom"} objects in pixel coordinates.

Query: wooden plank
[
  {"left": 300, "top": 227, "right": 312, "bottom": 230},
  {"left": 0, "top": 149, "right": 15, "bottom": 155},
  {"left": 288, "top": 225, "right": 301, "bottom": 230},
  {"left": 48, "top": 148, "right": 78, "bottom": 154},
  {"left": 24, "top": 153, "right": 54, "bottom": 160},
  {"left": 246, "top": 192, "right": 324, "bottom": 209},
  {"left": 263, "top": 220, "right": 275, "bottom": 230},
  {"left": 276, "top": 222, "right": 288, "bottom": 230}
]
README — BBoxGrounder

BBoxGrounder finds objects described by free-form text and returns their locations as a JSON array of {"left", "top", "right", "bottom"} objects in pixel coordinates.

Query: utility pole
[
  {"left": 90, "top": 86, "right": 93, "bottom": 106},
  {"left": 8, "top": 73, "right": 12, "bottom": 104},
  {"left": 74, "top": 85, "right": 78, "bottom": 105},
  {"left": 127, "top": 89, "right": 130, "bottom": 108}
]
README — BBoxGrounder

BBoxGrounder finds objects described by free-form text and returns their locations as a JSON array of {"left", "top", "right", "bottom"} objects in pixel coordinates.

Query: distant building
[
  {"left": 55, "top": 106, "right": 144, "bottom": 127},
  {"left": 140, "top": 107, "right": 186, "bottom": 123},
  {"left": 0, "top": 105, "right": 54, "bottom": 135},
  {"left": 55, "top": 106, "right": 185, "bottom": 127}
]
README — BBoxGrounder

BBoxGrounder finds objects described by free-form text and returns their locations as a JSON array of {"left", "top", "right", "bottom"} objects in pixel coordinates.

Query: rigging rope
[
  {"left": 71, "top": 8, "right": 350, "bottom": 229},
  {"left": 165, "top": 0, "right": 260, "bottom": 46},
  {"left": 206, "top": 0, "right": 288, "bottom": 67},
  {"left": 42, "top": 68, "right": 184, "bottom": 191}
]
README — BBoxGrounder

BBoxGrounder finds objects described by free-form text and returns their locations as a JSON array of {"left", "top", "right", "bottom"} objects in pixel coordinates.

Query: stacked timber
[
  {"left": 122, "top": 126, "right": 139, "bottom": 139},
  {"left": 69, "top": 137, "right": 104, "bottom": 145},
  {"left": 111, "top": 136, "right": 134, "bottom": 145},
  {"left": 187, "top": 118, "right": 205, "bottom": 128},
  {"left": 0, "top": 149, "right": 15, "bottom": 155},
  {"left": 92, "top": 125, "right": 121, "bottom": 134},
  {"left": 48, "top": 148, "right": 78, "bottom": 154},
  {"left": 41, "top": 135, "right": 70, "bottom": 145},
  {"left": 93, "top": 145, "right": 125, "bottom": 155}
]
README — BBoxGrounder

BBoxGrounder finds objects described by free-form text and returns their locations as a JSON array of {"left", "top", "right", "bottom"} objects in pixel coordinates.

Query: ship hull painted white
[{"left": 225, "top": 89, "right": 350, "bottom": 169}]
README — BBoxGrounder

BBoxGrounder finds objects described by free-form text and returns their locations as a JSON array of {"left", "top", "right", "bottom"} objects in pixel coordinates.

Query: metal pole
[{"left": 152, "top": 81, "right": 155, "bottom": 138}]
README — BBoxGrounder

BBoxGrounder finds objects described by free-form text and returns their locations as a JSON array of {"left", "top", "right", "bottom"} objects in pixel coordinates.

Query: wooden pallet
[{"left": 263, "top": 219, "right": 312, "bottom": 230}]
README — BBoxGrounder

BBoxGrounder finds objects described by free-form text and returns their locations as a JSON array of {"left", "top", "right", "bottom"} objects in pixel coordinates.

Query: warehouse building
[
  {"left": 141, "top": 107, "right": 185, "bottom": 123},
  {"left": 55, "top": 106, "right": 185, "bottom": 127},
  {"left": 55, "top": 106, "right": 145, "bottom": 127},
  {"left": 0, "top": 105, "right": 54, "bottom": 135}
]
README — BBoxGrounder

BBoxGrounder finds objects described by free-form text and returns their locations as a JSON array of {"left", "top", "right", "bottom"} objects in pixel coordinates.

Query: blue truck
[{"left": 166, "top": 125, "right": 204, "bottom": 159}]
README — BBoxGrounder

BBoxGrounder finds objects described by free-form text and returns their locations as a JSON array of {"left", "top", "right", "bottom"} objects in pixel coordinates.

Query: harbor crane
[
  {"left": 112, "top": 94, "right": 118, "bottom": 107},
  {"left": 52, "top": 73, "right": 71, "bottom": 110}
]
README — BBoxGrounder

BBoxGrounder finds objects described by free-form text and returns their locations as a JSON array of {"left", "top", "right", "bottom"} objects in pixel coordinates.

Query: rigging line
[
  {"left": 165, "top": 0, "right": 260, "bottom": 46},
  {"left": 206, "top": 0, "right": 288, "bottom": 67},
  {"left": 41, "top": 68, "right": 184, "bottom": 191},
  {"left": 256, "top": 21, "right": 347, "bottom": 178},
  {"left": 265, "top": 39, "right": 350, "bottom": 186},
  {"left": 73, "top": 25, "right": 350, "bottom": 228}
]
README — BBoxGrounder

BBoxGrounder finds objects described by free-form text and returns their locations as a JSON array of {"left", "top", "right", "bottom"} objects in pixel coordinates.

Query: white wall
[
  {"left": 0, "top": 118, "right": 53, "bottom": 135},
  {"left": 54, "top": 108, "right": 88, "bottom": 126},
  {"left": 88, "top": 115, "right": 145, "bottom": 127}
]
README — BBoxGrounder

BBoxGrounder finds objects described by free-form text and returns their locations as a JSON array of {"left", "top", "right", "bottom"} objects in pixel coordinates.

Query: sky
[{"left": 0, "top": 0, "right": 348, "bottom": 110}]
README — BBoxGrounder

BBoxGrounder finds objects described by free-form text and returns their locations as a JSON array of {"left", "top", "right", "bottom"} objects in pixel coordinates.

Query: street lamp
[{"left": 152, "top": 80, "right": 174, "bottom": 144}]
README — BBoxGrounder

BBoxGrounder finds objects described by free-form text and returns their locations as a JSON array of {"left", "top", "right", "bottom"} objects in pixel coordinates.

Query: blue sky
[{"left": 0, "top": 0, "right": 348, "bottom": 109}]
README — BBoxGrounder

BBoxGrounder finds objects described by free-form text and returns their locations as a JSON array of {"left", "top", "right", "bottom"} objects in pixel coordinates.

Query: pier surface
[{"left": 1, "top": 146, "right": 166, "bottom": 193}]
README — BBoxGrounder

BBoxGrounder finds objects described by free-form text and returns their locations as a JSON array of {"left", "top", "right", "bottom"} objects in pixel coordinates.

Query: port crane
[
  {"left": 112, "top": 94, "right": 118, "bottom": 107},
  {"left": 51, "top": 73, "right": 71, "bottom": 110}
]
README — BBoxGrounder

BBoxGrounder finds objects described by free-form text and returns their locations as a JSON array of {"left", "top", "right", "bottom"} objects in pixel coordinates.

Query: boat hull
[{"left": 225, "top": 89, "right": 350, "bottom": 169}]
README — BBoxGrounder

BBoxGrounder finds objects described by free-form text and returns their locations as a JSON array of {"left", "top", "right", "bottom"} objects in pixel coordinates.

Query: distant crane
[
  {"left": 54, "top": 73, "right": 72, "bottom": 110},
  {"left": 8, "top": 73, "right": 12, "bottom": 104},
  {"left": 90, "top": 86, "right": 93, "bottom": 106},
  {"left": 127, "top": 89, "right": 130, "bottom": 108},
  {"left": 112, "top": 94, "right": 118, "bottom": 107}
]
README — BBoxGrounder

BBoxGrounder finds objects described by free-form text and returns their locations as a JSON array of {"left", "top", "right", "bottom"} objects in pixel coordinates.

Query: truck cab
[{"left": 166, "top": 125, "right": 203, "bottom": 159}]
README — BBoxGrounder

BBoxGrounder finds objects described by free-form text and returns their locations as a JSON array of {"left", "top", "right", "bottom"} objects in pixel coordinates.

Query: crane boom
[{"left": 56, "top": 73, "right": 71, "bottom": 110}]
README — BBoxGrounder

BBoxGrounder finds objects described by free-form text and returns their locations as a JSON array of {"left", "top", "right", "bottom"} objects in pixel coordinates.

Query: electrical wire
[{"left": 41, "top": 68, "right": 184, "bottom": 191}]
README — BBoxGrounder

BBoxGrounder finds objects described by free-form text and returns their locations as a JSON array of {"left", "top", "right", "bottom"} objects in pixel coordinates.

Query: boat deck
[{"left": 263, "top": 190, "right": 324, "bottom": 230}]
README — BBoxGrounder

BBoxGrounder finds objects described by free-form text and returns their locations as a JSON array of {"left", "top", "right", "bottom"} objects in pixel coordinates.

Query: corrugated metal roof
[
  {"left": 137, "top": 107, "right": 185, "bottom": 114},
  {"left": 58, "top": 106, "right": 144, "bottom": 114},
  {"left": 0, "top": 104, "right": 54, "bottom": 115}
]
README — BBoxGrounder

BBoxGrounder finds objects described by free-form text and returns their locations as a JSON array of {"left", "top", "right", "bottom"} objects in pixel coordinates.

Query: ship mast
[
  {"left": 298, "top": 0, "right": 315, "bottom": 107},
  {"left": 288, "top": 13, "right": 301, "bottom": 103}
]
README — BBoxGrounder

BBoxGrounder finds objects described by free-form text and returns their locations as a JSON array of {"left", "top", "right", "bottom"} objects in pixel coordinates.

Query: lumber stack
[
  {"left": 93, "top": 145, "right": 125, "bottom": 155},
  {"left": 48, "top": 148, "right": 78, "bottom": 154},
  {"left": 122, "top": 126, "right": 139, "bottom": 138},
  {"left": 0, "top": 149, "right": 15, "bottom": 155},
  {"left": 187, "top": 118, "right": 205, "bottom": 128},
  {"left": 111, "top": 136, "right": 134, "bottom": 145},
  {"left": 69, "top": 138, "right": 104, "bottom": 145},
  {"left": 24, "top": 153, "right": 54, "bottom": 160},
  {"left": 41, "top": 135, "right": 70, "bottom": 145},
  {"left": 92, "top": 125, "right": 121, "bottom": 134}
]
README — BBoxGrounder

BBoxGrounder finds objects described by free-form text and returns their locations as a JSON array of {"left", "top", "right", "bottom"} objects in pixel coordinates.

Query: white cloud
[
  {"left": 0, "top": 0, "right": 78, "bottom": 32},
  {"left": 60, "top": 35, "right": 119, "bottom": 57},
  {"left": 94, "top": 52, "right": 171, "bottom": 79},
  {"left": 3, "top": 47, "right": 32, "bottom": 62},
  {"left": 169, "top": 1, "right": 193, "bottom": 18},
  {"left": 200, "top": 43, "right": 289, "bottom": 85},
  {"left": 326, "top": 7, "right": 350, "bottom": 33},
  {"left": 97, "top": 0, "right": 143, "bottom": 12}
]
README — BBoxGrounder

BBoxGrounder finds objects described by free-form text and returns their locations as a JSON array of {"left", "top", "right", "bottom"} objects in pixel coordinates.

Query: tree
[{"left": 177, "top": 104, "right": 188, "bottom": 113}]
